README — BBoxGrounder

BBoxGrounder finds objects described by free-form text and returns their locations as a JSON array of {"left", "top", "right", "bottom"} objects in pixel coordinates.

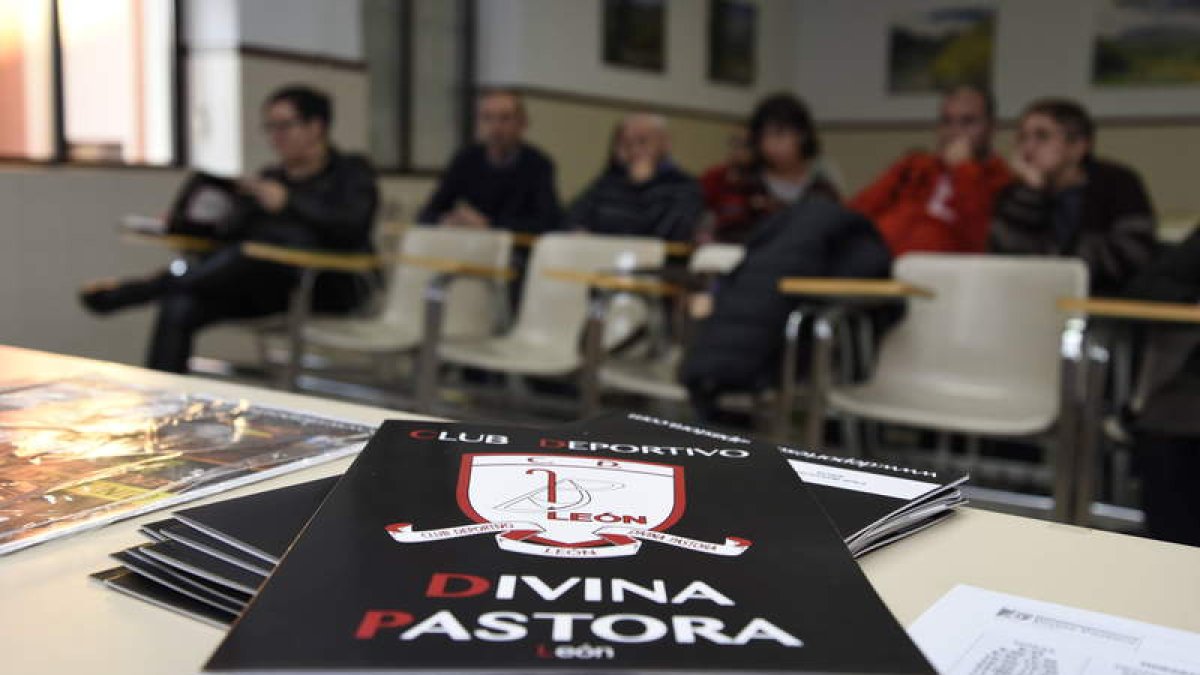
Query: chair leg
[
  {"left": 772, "top": 308, "right": 806, "bottom": 442},
  {"left": 840, "top": 414, "right": 863, "bottom": 458},
  {"left": 1054, "top": 317, "right": 1088, "bottom": 523},
  {"left": 805, "top": 308, "right": 841, "bottom": 450},
  {"left": 1074, "top": 326, "right": 1113, "bottom": 525},
  {"left": 279, "top": 269, "right": 316, "bottom": 392},
  {"left": 579, "top": 294, "right": 607, "bottom": 418},
  {"left": 416, "top": 275, "right": 451, "bottom": 413}
]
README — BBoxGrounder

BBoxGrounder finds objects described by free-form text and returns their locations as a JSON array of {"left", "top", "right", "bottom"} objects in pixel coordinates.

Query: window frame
[
  {"left": 0, "top": 0, "right": 186, "bottom": 170},
  {"left": 370, "top": 0, "right": 476, "bottom": 177}
]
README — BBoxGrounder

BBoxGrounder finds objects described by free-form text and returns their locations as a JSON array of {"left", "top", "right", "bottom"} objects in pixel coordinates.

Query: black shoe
[{"left": 79, "top": 274, "right": 168, "bottom": 315}]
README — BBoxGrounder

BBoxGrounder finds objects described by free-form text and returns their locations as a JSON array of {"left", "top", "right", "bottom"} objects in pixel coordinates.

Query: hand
[
  {"left": 239, "top": 178, "right": 288, "bottom": 213},
  {"left": 441, "top": 203, "right": 489, "bottom": 229},
  {"left": 941, "top": 135, "right": 973, "bottom": 167},
  {"left": 452, "top": 203, "right": 490, "bottom": 229},
  {"left": 1009, "top": 153, "right": 1046, "bottom": 190}
]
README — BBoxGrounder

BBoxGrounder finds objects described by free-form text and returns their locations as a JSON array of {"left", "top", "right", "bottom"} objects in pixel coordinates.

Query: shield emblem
[{"left": 457, "top": 454, "right": 685, "bottom": 548}]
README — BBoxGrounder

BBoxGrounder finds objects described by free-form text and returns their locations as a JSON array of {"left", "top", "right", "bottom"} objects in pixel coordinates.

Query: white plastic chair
[
  {"left": 420, "top": 233, "right": 665, "bottom": 411},
  {"left": 301, "top": 227, "right": 512, "bottom": 376},
  {"left": 808, "top": 254, "right": 1088, "bottom": 502}
]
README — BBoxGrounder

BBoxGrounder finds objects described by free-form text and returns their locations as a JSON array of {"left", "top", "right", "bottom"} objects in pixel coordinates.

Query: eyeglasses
[{"left": 261, "top": 119, "right": 301, "bottom": 134}]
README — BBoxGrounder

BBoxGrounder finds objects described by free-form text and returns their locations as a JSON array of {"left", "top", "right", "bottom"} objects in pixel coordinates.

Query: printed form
[{"left": 910, "top": 585, "right": 1200, "bottom": 675}]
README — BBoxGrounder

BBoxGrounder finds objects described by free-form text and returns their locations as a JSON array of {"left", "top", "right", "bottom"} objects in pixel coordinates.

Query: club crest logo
[{"left": 386, "top": 454, "right": 751, "bottom": 558}]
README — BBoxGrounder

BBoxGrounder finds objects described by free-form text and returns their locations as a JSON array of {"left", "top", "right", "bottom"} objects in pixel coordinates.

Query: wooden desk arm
[
  {"left": 1057, "top": 297, "right": 1200, "bottom": 324},
  {"left": 240, "top": 242, "right": 384, "bottom": 273},
  {"left": 778, "top": 277, "right": 934, "bottom": 299},
  {"left": 397, "top": 255, "right": 516, "bottom": 281},
  {"left": 543, "top": 268, "right": 683, "bottom": 297}
]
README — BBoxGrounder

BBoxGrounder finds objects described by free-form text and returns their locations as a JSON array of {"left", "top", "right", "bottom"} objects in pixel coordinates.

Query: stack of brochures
[
  {"left": 0, "top": 375, "right": 371, "bottom": 556},
  {"left": 92, "top": 413, "right": 967, "bottom": 673}
]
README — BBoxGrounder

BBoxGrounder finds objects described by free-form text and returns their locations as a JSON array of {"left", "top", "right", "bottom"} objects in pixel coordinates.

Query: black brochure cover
[{"left": 206, "top": 420, "right": 932, "bottom": 673}]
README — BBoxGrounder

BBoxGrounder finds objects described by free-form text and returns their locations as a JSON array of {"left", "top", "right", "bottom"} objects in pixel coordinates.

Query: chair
[
  {"left": 419, "top": 233, "right": 665, "bottom": 413},
  {"left": 807, "top": 254, "right": 1088, "bottom": 506},
  {"left": 298, "top": 227, "right": 513, "bottom": 383},
  {"left": 592, "top": 243, "right": 746, "bottom": 404}
]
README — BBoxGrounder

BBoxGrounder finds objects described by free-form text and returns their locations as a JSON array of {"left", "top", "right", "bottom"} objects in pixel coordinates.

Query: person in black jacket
[
  {"left": 567, "top": 114, "right": 705, "bottom": 242},
  {"left": 990, "top": 98, "right": 1156, "bottom": 295},
  {"left": 681, "top": 194, "right": 892, "bottom": 422},
  {"left": 418, "top": 89, "right": 561, "bottom": 235},
  {"left": 80, "top": 85, "right": 379, "bottom": 373},
  {"left": 1120, "top": 225, "right": 1200, "bottom": 546}
]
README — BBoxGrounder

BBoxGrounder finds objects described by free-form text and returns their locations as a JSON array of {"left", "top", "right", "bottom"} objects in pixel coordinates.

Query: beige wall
[
  {"left": 0, "top": 167, "right": 185, "bottom": 365},
  {"left": 522, "top": 94, "right": 740, "bottom": 202}
]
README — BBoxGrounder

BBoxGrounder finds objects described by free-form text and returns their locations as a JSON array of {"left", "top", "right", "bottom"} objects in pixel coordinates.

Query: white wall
[
  {"left": 794, "top": 0, "right": 1200, "bottom": 122},
  {"left": 477, "top": 0, "right": 796, "bottom": 116}
]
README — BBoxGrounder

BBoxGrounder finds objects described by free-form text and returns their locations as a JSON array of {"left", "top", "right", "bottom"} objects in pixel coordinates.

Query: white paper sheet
[{"left": 909, "top": 585, "right": 1200, "bottom": 675}]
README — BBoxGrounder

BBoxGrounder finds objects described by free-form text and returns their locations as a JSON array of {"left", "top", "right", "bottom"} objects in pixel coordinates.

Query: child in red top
[{"left": 850, "top": 86, "right": 1011, "bottom": 257}]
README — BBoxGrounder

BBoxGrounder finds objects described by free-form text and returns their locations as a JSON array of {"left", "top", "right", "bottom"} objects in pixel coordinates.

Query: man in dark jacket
[
  {"left": 418, "top": 89, "right": 561, "bottom": 235},
  {"left": 81, "top": 86, "right": 379, "bottom": 373},
  {"left": 681, "top": 194, "right": 892, "bottom": 419},
  {"left": 990, "top": 98, "right": 1156, "bottom": 295},
  {"left": 568, "top": 114, "right": 705, "bottom": 242},
  {"left": 1121, "top": 226, "right": 1200, "bottom": 546}
]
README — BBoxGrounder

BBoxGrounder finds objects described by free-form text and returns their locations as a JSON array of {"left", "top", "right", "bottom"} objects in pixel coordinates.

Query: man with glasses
[
  {"left": 990, "top": 98, "right": 1156, "bottom": 295},
  {"left": 418, "top": 89, "right": 562, "bottom": 234},
  {"left": 850, "top": 85, "right": 1012, "bottom": 256},
  {"left": 80, "top": 85, "right": 379, "bottom": 373}
]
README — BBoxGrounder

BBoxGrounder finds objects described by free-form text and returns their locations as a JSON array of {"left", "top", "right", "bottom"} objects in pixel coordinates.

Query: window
[
  {"left": 361, "top": 0, "right": 474, "bottom": 172},
  {"left": 0, "top": 0, "right": 54, "bottom": 160},
  {"left": 0, "top": 0, "right": 180, "bottom": 166}
]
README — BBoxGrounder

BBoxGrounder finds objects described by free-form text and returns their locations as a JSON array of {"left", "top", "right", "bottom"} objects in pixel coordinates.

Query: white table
[{"left": 1, "top": 345, "right": 1197, "bottom": 674}]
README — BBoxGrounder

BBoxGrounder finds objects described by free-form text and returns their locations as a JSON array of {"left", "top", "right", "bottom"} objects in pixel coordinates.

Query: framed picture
[
  {"left": 1093, "top": 0, "right": 1200, "bottom": 87},
  {"left": 887, "top": 7, "right": 995, "bottom": 94},
  {"left": 708, "top": 0, "right": 757, "bottom": 86},
  {"left": 602, "top": 0, "right": 666, "bottom": 72}
]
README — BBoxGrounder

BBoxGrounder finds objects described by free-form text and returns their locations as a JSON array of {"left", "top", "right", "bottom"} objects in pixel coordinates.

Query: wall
[
  {"left": 479, "top": 0, "right": 796, "bottom": 116},
  {"left": 0, "top": 167, "right": 186, "bottom": 364},
  {"left": 522, "top": 93, "right": 739, "bottom": 200},
  {"left": 793, "top": 0, "right": 1200, "bottom": 122},
  {"left": 793, "top": 0, "right": 1200, "bottom": 226},
  {"left": 477, "top": 0, "right": 780, "bottom": 200}
]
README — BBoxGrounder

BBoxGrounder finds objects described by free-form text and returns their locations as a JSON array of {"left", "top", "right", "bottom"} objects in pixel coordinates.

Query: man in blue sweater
[{"left": 418, "top": 89, "right": 562, "bottom": 235}]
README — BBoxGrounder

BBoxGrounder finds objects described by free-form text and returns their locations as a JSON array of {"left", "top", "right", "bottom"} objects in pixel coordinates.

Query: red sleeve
[
  {"left": 849, "top": 156, "right": 914, "bottom": 221},
  {"left": 945, "top": 157, "right": 1013, "bottom": 252},
  {"left": 699, "top": 165, "right": 726, "bottom": 210}
]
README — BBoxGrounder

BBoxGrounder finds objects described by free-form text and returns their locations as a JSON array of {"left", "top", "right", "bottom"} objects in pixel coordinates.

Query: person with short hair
[
  {"left": 850, "top": 85, "right": 1011, "bottom": 256},
  {"left": 418, "top": 89, "right": 561, "bottom": 234},
  {"left": 567, "top": 113, "right": 705, "bottom": 242},
  {"left": 699, "top": 95, "right": 842, "bottom": 244},
  {"left": 990, "top": 98, "right": 1156, "bottom": 295},
  {"left": 80, "top": 84, "right": 379, "bottom": 373}
]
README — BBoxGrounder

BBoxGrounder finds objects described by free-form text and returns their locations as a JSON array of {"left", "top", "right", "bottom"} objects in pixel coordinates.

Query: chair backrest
[
  {"left": 688, "top": 243, "right": 745, "bottom": 274},
  {"left": 511, "top": 233, "right": 666, "bottom": 357},
  {"left": 381, "top": 228, "right": 512, "bottom": 338},
  {"left": 877, "top": 254, "right": 1088, "bottom": 410}
]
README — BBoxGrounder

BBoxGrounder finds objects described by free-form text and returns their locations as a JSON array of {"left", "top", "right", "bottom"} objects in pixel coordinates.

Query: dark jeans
[
  {"left": 1138, "top": 433, "right": 1200, "bottom": 547},
  {"left": 146, "top": 246, "right": 294, "bottom": 373}
]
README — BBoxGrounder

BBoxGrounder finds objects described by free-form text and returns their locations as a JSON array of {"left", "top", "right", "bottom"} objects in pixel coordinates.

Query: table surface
[{"left": 1, "top": 345, "right": 1197, "bottom": 674}]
